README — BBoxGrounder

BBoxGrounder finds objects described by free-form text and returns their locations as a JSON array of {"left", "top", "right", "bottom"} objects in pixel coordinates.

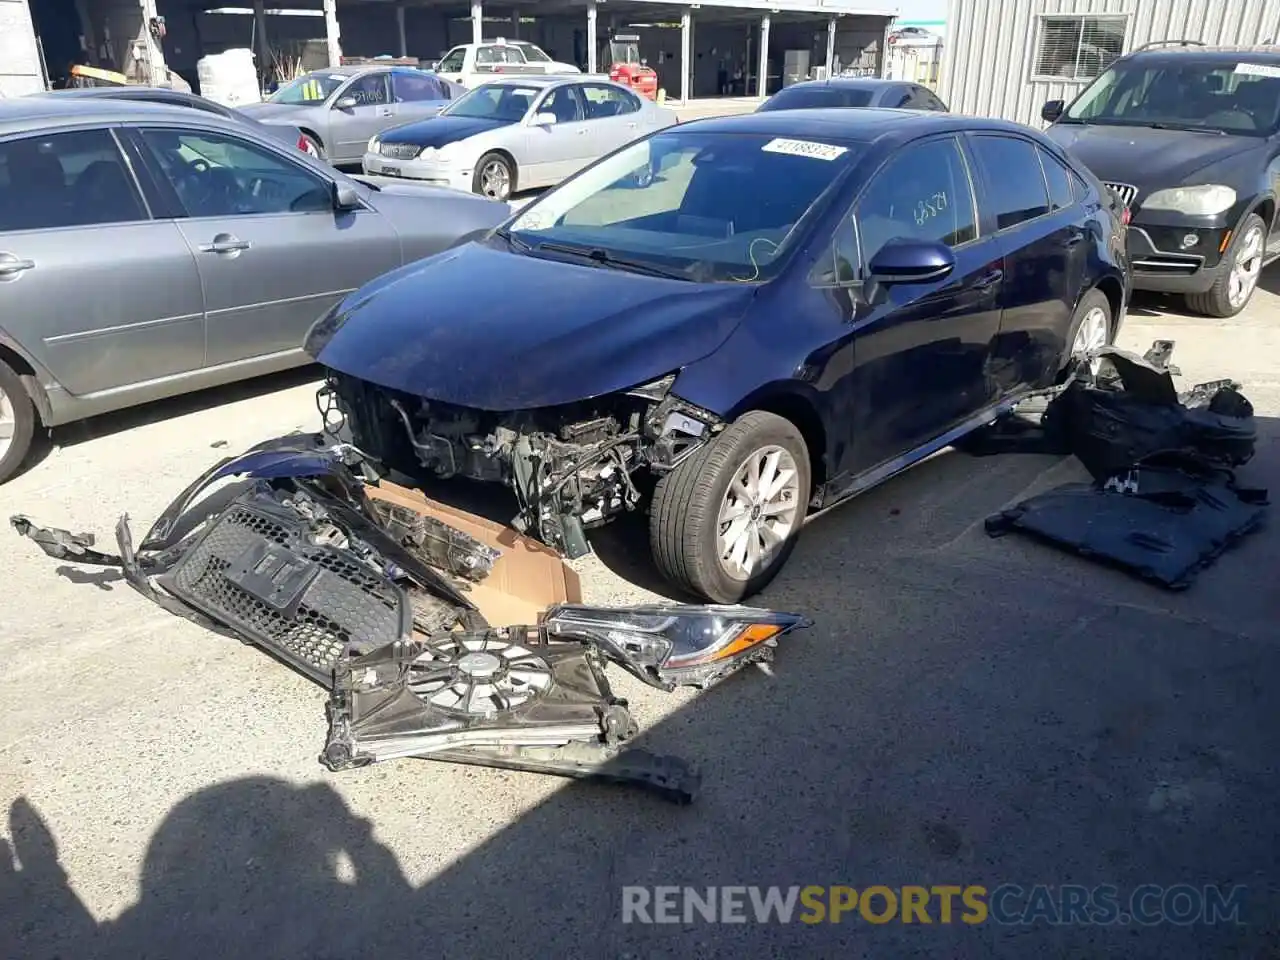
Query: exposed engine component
[
  {"left": 324, "top": 375, "right": 722, "bottom": 559},
  {"left": 321, "top": 625, "right": 700, "bottom": 803}
]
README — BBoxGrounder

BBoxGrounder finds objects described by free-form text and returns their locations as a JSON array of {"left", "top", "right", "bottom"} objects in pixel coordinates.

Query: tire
[
  {"left": 1186, "top": 212, "right": 1265, "bottom": 318},
  {"left": 473, "top": 152, "right": 515, "bottom": 201},
  {"left": 649, "top": 411, "right": 811, "bottom": 603},
  {"left": 299, "top": 133, "right": 325, "bottom": 159},
  {"left": 0, "top": 360, "right": 37, "bottom": 484},
  {"left": 1060, "top": 286, "right": 1113, "bottom": 377}
]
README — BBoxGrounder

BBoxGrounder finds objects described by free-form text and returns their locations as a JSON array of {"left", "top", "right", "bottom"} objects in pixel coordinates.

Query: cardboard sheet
[{"left": 365, "top": 480, "right": 581, "bottom": 626}]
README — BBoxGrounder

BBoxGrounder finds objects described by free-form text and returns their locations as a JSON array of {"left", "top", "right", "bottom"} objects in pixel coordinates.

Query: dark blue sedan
[
  {"left": 306, "top": 109, "right": 1130, "bottom": 603},
  {"left": 758, "top": 78, "right": 949, "bottom": 112}
]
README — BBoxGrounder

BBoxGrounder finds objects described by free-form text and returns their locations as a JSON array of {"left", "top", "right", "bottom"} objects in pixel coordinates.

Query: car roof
[
  {"left": 782, "top": 77, "right": 909, "bottom": 91},
  {"left": 0, "top": 96, "right": 255, "bottom": 137},
  {"left": 674, "top": 107, "right": 1028, "bottom": 143},
  {"left": 478, "top": 74, "right": 584, "bottom": 88},
  {"left": 1120, "top": 43, "right": 1280, "bottom": 66}
]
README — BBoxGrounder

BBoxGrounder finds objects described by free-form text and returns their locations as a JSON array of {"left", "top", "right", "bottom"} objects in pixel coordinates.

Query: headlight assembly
[
  {"left": 541, "top": 603, "right": 813, "bottom": 690},
  {"left": 1142, "top": 184, "right": 1237, "bottom": 216}
]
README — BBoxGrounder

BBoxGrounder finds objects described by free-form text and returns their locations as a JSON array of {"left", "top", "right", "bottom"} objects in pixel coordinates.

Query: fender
[{"left": 0, "top": 329, "right": 55, "bottom": 425}]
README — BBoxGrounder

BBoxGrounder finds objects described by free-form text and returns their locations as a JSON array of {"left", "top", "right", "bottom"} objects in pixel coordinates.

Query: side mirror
[
  {"left": 532, "top": 111, "right": 557, "bottom": 126},
  {"left": 429, "top": 60, "right": 440, "bottom": 71},
  {"left": 1041, "top": 99, "right": 1065, "bottom": 123},
  {"left": 333, "top": 181, "right": 360, "bottom": 211},
  {"left": 867, "top": 238, "right": 955, "bottom": 285},
  {"left": 334, "top": 95, "right": 359, "bottom": 110}
]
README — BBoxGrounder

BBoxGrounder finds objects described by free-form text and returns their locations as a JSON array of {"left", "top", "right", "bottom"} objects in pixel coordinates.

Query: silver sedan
[
  {"left": 361, "top": 75, "right": 678, "bottom": 200},
  {"left": 0, "top": 96, "right": 509, "bottom": 483}
]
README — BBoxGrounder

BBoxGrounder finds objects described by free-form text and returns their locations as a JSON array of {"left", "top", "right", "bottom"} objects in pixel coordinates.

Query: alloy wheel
[
  {"left": 1228, "top": 224, "right": 1264, "bottom": 310},
  {"left": 0, "top": 384, "right": 14, "bottom": 462},
  {"left": 717, "top": 445, "right": 800, "bottom": 580},
  {"left": 1071, "top": 305, "right": 1109, "bottom": 360},
  {"left": 480, "top": 160, "right": 511, "bottom": 200}
]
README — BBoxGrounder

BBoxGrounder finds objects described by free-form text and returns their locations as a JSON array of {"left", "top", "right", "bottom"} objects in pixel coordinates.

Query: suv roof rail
[{"left": 1132, "top": 39, "right": 1206, "bottom": 52}]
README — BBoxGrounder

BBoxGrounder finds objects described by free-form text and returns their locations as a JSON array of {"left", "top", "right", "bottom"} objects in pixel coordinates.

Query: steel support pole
[
  {"left": 757, "top": 13, "right": 770, "bottom": 99},
  {"left": 587, "top": 0, "right": 598, "bottom": 73}
]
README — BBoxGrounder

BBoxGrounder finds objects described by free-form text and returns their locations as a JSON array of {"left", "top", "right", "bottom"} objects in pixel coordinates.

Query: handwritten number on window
[{"left": 914, "top": 191, "right": 949, "bottom": 227}]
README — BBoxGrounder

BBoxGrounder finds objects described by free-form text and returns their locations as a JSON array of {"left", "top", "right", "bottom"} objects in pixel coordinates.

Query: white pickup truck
[{"left": 432, "top": 39, "right": 581, "bottom": 88}]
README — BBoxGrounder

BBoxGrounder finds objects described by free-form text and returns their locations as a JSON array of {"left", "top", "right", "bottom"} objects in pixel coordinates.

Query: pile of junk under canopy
[{"left": 10, "top": 434, "right": 814, "bottom": 804}]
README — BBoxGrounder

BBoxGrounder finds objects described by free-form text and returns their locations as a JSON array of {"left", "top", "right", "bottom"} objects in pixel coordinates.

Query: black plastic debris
[
  {"left": 984, "top": 341, "right": 1268, "bottom": 588},
  {"left": 987, "top": 464, "right": 1268, "bottom": 590}
]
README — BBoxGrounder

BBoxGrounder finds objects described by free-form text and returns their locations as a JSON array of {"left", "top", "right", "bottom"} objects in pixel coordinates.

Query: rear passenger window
[
  {"left": 0, "top": 129, "right": 148, "bottom": 233},
  {"left": 1038, "top": 147, "right": 1075, "bottom": 211},
  {"left": 969, "top": 135, "right": 1051, "bottom": 230}
]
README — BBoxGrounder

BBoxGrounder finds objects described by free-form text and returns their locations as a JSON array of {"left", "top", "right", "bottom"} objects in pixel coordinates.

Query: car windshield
[
  {"left": 444, "top": 83, "right": 539, "bottom": 120},
  {"left": 269, "top": 72, "right": 349, "bottom": 105},
  {"left": 1064, "top": 59, "right": 1280, "bottom": 135},
  {"left": 505, "top": 130, "right": 860, "bottom": 283},
  {"left": 516, "top": 42, "right": 552, "bottom": 63},
  {"left": 761, "top": 86, "right": 876, "bottom": 110}
]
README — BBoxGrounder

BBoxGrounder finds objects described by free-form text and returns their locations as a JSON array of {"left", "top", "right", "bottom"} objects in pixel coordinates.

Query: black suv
[{"left": 1041, "top": 41, "right": 1280, "bottom": 317}]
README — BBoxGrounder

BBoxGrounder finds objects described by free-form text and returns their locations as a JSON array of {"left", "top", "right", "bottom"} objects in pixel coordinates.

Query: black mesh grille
[
  {"left": 380, "top": 142, "right": 421, "bottom": 160},
  {"left": 160, "top": 498, "right": 412, "bottom": 684}
]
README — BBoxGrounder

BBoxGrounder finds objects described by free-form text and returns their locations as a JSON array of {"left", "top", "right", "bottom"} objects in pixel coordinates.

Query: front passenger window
[
  {"left": 138, "top": 129, "right": 333, "bottom": 218},
  {"left": 853, "top": 136, "right": 977, "bottom": 268}
]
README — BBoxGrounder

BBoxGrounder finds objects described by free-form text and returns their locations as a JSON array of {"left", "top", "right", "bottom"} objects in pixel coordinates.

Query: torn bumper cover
[
  {"left": 986, "top": 342, "right": 1268, "bottom": 588},
  {"left": 11, "top": 434, "right": 487, "bottom": 685},
  {"left": 322, "top": 372, "right": 724, "bottom": 559},
  {"left": 323, "top": 626, "right": 700, "bottom": 803}
]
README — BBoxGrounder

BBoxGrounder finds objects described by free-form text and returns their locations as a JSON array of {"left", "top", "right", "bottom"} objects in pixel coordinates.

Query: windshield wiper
[
  {"left": 534, "top": 241, "right": 691, "bottom": 280},
  {"left": 495, "top": 226, "right": 532, "bottom": 251}
]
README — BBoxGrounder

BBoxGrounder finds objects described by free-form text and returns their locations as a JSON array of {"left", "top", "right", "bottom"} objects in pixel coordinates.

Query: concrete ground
[{"left": 0, "top": 276, "right": 1277, "bottom": 958}]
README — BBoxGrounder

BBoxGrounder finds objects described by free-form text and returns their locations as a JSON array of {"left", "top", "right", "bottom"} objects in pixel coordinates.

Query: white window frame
[{"left": 1030, "top": 13, "right": 1130, "bottom": 84}]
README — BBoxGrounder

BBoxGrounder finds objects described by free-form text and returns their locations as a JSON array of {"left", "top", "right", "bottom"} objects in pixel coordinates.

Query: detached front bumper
[
  {"left": 361, "top": 151, "right": 474, "bottom": 193},
  {"left": 1126, "top": 216, "right": 1233, "bottom": 295}
]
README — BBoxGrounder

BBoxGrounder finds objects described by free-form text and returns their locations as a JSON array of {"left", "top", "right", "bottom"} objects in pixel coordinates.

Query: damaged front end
[{"left": 321, "top": 372, "right": 723, "bottom": 559}]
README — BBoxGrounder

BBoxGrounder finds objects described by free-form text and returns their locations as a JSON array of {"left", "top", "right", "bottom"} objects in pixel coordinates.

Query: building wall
[
  {"left": 0, "top": 0, "right": 46, "bottom": 96},
  {"left": 938, "top": 0, "right": 1280, "bottom": 127}
]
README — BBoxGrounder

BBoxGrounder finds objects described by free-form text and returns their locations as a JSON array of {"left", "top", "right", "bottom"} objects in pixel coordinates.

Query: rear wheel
[
  {"left": 650, "top": 411, "right": 810, "bottom": 603},
  {"left": 0, "top": 360, "right": 37, "bottom": 484},
  {"left": 473, "top": 152, "right": 515, "bottom": 201},
  {"left": 1064, "top": 287, "right": 1112, "bottom": 371},
  {"left": 1186, "top": 212, "right": 1265, "bottom": 318}
]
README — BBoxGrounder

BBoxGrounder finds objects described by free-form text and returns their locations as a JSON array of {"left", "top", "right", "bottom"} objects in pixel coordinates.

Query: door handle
[
  {"left": 972, "top": 269, "right": 1003, "bottom": 290},
  {"left": 627, "top": 121, "right": 637, "bottom": 128},
  {"left": 1062, "top": 229, "right": 1085, "bottom": 247},
  {"left": 576, "top": 128, "right": 588, "bottom": 134},
  {"left": 379, "top": 109, "right": 394, "bottom": 117},
  {"left": 198, "top": 236, "right": 251, "bottom": 255},
  {"left": 0, "top": 256, "right": 35, "bottom": 278}
]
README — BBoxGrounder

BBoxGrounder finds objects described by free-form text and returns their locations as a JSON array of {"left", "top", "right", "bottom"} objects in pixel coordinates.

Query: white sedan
[{"left": 362, "top": 76, "right": 677, "bottom": 201}]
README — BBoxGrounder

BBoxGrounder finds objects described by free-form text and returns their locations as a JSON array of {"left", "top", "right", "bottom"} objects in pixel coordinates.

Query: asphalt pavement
[{"left": 0, "top": 277, "right": 1277, "bottom": 959}]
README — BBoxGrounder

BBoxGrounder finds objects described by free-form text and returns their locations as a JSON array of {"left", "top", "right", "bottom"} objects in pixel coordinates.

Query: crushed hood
[
  {"left": 379, "top": 115, "right": 511, "bottom": 147},
  {"left": 311, "top": 242, "right": 756, "bottom": 410},
  {"left": 1044, "top": 122, "right": 1261, "bottom": 186}
]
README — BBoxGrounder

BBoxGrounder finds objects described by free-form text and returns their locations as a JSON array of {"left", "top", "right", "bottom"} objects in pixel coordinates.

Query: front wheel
[
  {"left": 1186, "top": 212, "right": 1266, "bottom": 318},
  {"left": 473, "top": 152, "right": 515, "bottom": 201},
  {"left": 649, "top": 411, "right": 810, "bottom": 603},
  {"left": 299, "top": 133, "right": 325, "bottom": 159}
]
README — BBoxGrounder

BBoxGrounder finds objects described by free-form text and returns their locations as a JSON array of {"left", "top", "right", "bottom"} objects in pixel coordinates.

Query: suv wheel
[
  {"left": 1187, "top": 212, "right": 1265, "bottom": 318},
  {"left": 650, "top": 411, "right": 810, "bottom": 603},
  {"left": 0, "top": 360, "right": 37, "bottom": 484}
]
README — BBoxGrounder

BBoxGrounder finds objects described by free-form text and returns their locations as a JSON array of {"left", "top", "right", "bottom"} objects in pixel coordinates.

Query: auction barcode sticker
[
  {"left": 1235, "top": 62, "right": 1280, "bottom": 78},
  {"left": 761, "top": 138, "right": 848, "bottom": 161}
]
